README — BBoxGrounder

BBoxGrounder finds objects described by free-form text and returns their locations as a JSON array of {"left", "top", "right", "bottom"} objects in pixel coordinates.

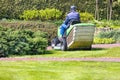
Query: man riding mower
[{"left": 51, "top": 6, "right": 95, "bottom": 51}]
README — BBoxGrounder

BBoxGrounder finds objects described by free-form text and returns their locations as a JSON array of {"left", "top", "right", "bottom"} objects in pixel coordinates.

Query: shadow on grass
[
  {"left": 7, "top": 50, "right": 55, "bottom": 58},
  {"left": 91, "top": 48, "right": 106, "bottom": 51},
  {"left": 46, "top": 48, "right": 106, "bottom": 52},
  {"left": 44, "top": 50, "right": 54, "bottom": 54},
  {"left": 67, "top": 48, "right": 105, "bottom": 51}
]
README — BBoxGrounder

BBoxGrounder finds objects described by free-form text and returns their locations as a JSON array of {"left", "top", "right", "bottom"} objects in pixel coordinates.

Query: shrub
[
  {"left": 110, "top": 20, "right": 120, "bottom": 28},
  {"left": 113, "top": 30, "right": 120, "bottom": 43},
  {"left": 0, "top": 21, "right": 58, "bottom": 45},
  {"left": 0, "top": 26, "right": 48, "bottom": 56},
  {"left": 93, "top": 20, "right": 120, "bottom": 28},
  {"left": 95, "top": 29, "right": 120, "bottom": 43},
  {"left": 20, "top": 10, "right": 39, "bottom": 20},
  {"left": 20, "top": 8, "right": 62, "bottom": 21},
  {"left": 80, "top": 12, "right": 94, "bottom": 22},
  {"left": 93, "top": 38, "right": 115, "bottom": 44},
  {"left": 39, "top": 8, "right": 62, "bottom": 21},
  {"left": 52, "top": 20, "right": 63, "bottom": 26},
  {"left": 96, "top": 30, "right": 115, "bottom": 38}
]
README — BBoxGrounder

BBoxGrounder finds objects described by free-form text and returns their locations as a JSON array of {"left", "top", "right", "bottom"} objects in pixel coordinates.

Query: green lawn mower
[{"left": 51, "top": 22, "right": 95, "bottom": 51}]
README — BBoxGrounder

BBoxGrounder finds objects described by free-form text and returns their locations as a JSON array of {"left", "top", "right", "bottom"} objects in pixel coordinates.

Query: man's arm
[
  {"left": 64, "top": 15, "right": 70, "bottom": 25},
  {"left": 78, "top": 13, "right": 81, "bottom": 22}
]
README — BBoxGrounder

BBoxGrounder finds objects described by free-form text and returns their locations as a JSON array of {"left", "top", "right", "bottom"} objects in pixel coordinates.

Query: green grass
[
  {"left": 0, "top": 61, "right": 120, "bottom": 80},
  {"left": 0, "top": 47, "right": 120, "bottom": 80},
  {"left": 13, "top": 47, "right": 120, "bottom": 58}
]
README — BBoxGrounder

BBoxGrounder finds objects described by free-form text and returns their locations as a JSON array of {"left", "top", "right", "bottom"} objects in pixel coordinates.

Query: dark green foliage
[
  {"left": 53, "top": 20, "right": 63, "bottom": 26},
  {"left": 112, "top": 30, "right": 120, "bottom": 43},
  {"left": 0, "top": 0, "right": 119, "bottom": 20},
  {"left": 96, "top": 29, "right": 120, "bottom": 43},
  {"left": 97, "top": 30, "right": 115, "bottom": 38},
  {"left": 94, "top": 20, "right": 120, "bottom": 28},
  {"left": 0, "top": 21, "right": 58, "bottom": 44},
  {"left": 0, "top": 26, "right": 48, "bottom": 56}
]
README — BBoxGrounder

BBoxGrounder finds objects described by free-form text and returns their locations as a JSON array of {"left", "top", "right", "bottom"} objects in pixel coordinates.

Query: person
[
  {"left": 52, "top": 6, "right": 80, "bottom": 47},
  {"left": 60, "top": 5, "right": 81, "bottom": 37}
]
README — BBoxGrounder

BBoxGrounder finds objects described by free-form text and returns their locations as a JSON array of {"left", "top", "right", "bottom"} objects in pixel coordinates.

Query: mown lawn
[
  {"left": 1, "top": 47, "right": 120, "bottom": 80},
  {"left": 0, "top": 61, "right": 120, "bottom": 80},
  {"left": 14, "top": 47, "right": 120, "bottom": 58}
]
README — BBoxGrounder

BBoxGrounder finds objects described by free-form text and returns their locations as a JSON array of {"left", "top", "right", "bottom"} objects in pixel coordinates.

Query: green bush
[
  {"left": 96, "top": 29, "right": 120, "bottom": 43},
  {"left": 0, "top": 21, "right": 58, "bottom": 44},
  {"left": 20, "top": 9, "right": 95, "bottom": 22},
  {"left": 93, "top": 38, "right": 115, "bottom": 44},
  {"left": 96, "top": 30, "right": 115, "bottom": 38},
  {"left": 93, "top": 20, "right": 120, "bottom": 28},
  {"left": 110, "top": 20, "right": 120, "bottom": 28},
  {"left": 20, "top": 10, "right": 39, "bottom": 20},
  {"left": 0, "top": 26, "right": 48, "bottom": 56},
  {"left": 80, "top": 12, "right": 94, "bottom": 22},
  {"left": 20, "top": 8, "right": 62, "bottom": 21},
  {"left": 95, "top": 29, "right": 120, "bottom": 43},
  {"left": 52, "top": 20, "right": 63, "bottom": 26},
  {"left": 39, "top": 8, "right": 62, "bottom": 21},
  {"left": 112, "top": 30, "right": 120, "bottom": 43}
]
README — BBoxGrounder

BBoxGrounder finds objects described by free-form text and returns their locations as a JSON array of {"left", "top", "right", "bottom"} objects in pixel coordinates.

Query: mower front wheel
[{"left": 51, "top": 37, "right": 60, "bottom": 48}]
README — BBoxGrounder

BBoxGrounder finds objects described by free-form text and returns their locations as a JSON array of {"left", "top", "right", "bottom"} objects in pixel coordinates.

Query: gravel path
[
  {"left": 92, "top": 43, "right": 120, "bottom": 48},
  {"left": 0, "top": 57, "right": 120, "bottom": 62}
]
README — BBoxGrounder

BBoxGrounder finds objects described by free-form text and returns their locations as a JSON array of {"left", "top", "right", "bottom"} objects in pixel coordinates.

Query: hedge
[
  {"left": 93, "top": 20, "right": 120, "bottom": 28},
  {"left": 94, "top": 29, "right": 120, "bottom": 44},
  {"left": 96, "top": 29, "right": 120, "bottom": 42},
  {"left": 94, "top": 38, "right": 115, "bottom": 44},
  {"left": 0, "top": 26, "right": 48, "bottom": 57},
  {"left": 0, "top": 21, "right": 58, "bottom": 45},
  {"left": 20, "top": 8, "right": 95, "bottom": 22},
  {"left": 80, "top": 12, "right": 94, "bottom": 22},
  {"left": 20, "top": 8, "right": 62, "bottom": 21}
]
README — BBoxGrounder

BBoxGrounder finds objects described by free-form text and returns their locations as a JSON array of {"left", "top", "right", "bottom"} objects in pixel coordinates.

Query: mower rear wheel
[{"left": 60, "top": 38, "right": 67, "bottom": 51}]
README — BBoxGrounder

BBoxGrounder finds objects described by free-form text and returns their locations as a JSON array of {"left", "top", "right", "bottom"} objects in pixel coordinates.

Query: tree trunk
[
  {"left": 95, "top": 0, "right": 99, "bottom": 20},
  {"left": 109, "top": 0, "right": 113, "bottom": 20},
  {"left": 107, "top": 0, "right": 109, "bottom": 20}
]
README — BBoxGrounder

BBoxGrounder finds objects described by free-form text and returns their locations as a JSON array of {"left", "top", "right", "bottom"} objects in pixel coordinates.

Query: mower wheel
[
  {"left": 60, "top": 37, "right": 67, "bottom": 51},
  {"left": 51, "top": 37, "right": 60, "bottom": 48}
]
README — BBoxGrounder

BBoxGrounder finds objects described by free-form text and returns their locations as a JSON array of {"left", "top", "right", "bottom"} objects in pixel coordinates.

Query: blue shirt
[
  {"left": 60, "top": 11, "right": 80, "bottom": 36},
  {"left": 64, "top": 11, "right": 80, "bottom": 25}
]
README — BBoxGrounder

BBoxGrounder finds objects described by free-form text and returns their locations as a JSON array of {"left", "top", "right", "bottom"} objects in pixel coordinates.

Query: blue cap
[{"left": 70, "top": 6, "right": 76, "bottom": 11}]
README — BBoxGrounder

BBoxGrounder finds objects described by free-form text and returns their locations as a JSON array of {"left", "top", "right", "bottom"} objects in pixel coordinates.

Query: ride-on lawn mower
[{"left": 51, "top": 21, "right": 95, "bottom": 51}]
